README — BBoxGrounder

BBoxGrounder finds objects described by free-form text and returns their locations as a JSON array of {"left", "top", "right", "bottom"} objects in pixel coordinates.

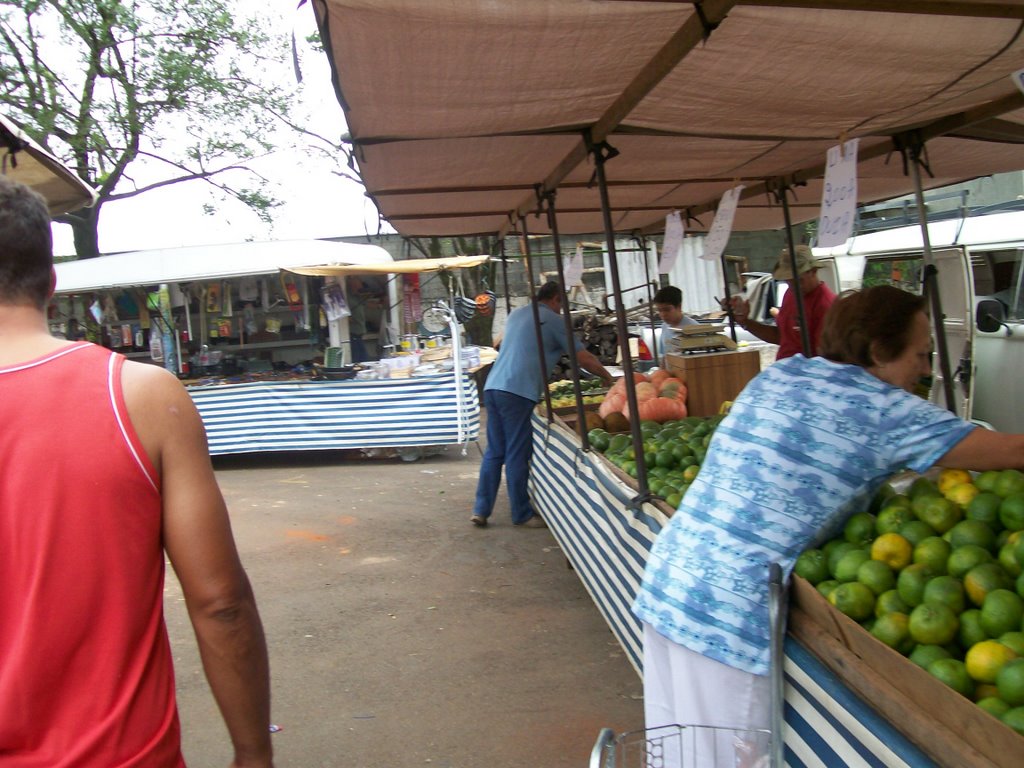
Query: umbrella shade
[{"left": 0, "top": 114, "right": 97, "bottom": 216}]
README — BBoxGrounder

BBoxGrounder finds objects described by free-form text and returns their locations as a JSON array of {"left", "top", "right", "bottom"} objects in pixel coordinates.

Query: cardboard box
[
  {"left": 790, "top": 576, "right": 1022, "bottom": 767},
  {"left": 663, "top": 349, "right": 760, "bottom": 417}
]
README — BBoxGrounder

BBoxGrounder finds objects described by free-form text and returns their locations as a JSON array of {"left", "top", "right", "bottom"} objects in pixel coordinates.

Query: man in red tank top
[{"left": 0, "top": 177, "right": 274, "bottom": 767}]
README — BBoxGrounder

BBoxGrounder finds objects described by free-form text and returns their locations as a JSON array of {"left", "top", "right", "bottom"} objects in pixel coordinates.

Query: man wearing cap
[{"left": 730, "top": 245, "right": 835, "bottom": 359}]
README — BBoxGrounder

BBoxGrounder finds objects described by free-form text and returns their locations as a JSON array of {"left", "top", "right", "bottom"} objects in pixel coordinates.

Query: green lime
[
  {"left": 926, "top": 658, "right": 975, "bottom": 698},
  {"left": 794, "top": 549, "right": 829, "bottom": 585},
  {"left": 857, "top": 559, "right": 896, "bottom": 596},
  {"left": 923, "top": 575, "right": 966, "bottom": 615},
  {"left": 909, "top": 643, "right": 952, "bottom": 670},
  {"left": 875, "top": 589, "right": 910, "bottom": 618},
  {"left": 899, "top": 519, "right": 938, "bottom": 547},
  {"left": 844, "top": 512, "right": 877, "bottom": 546},
  {"left": 968, "top": 492, "right": 1004, "bottom": 529},
  {"left": 828, "top": 582, "right": 876, "bottom": 622},
  {"left": 834, "top": 549, "right": 871, "bottom": 583}
]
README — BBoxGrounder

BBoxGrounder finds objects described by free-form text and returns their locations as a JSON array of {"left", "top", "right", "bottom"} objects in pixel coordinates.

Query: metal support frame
[
  {"left": 500, "top": 238, "right": 511, "bottom": 314},
  {"left": 773, "top": 181, "right": 813, "bottom": 358},
  {"left": 543, "top": 190, "right": 592, "bottom": 450},
  {"left": 519, "top": 215, "right": 556, "bottom": 420},
  {"left": 586, "top": 130, "right": 653, "bottom": 504},
  {"left": 902, "top": 134, "right": 958, "bottom": 415},
  {"left": 634, "top": 233, "right": 662, "bottom": 367}
]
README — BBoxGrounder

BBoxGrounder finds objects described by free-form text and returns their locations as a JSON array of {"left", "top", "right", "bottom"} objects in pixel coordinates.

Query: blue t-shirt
[
  {"left": 632, "top": 354, "right": 974, "bottom": 676},
  {"left": 660, "top": 315, "right": 699, "bottom": 356},
  {"left": 485, "top": 302, "right": 584, "bottom": 402}
]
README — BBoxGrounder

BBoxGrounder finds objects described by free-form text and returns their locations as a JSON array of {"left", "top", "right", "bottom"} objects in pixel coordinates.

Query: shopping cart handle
[{"left": 589, "top": 727, "right": 616, "bottom": 768}]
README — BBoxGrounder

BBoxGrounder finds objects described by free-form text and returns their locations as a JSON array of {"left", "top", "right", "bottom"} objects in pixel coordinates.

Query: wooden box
[{"left": 663, "top": 349, "right": 760, "bottom": 417}]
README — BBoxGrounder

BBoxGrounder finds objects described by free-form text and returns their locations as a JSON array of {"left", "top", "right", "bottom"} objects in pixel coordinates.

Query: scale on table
[{"left": 665, "top": 324, "right": 737, "bottom": 354}]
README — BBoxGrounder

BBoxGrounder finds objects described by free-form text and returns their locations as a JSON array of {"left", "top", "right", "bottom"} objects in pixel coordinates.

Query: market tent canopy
[
  {"left": 0, "top": 113, "right": 98, "bottom": 216},
  {"left": 286, "top": 254, "right": 489, "bottom": 276},
  {"left": 54, "top": 239, "right": 394, "bottom": 294},
  {"left": 310, "top": 0, "right": 1024, "bottom": 238}
]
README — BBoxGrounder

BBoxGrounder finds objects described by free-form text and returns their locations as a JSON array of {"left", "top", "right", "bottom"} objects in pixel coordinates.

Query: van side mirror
[{"left": 976, "top": 298, "right": 1009, "bottom": 335}]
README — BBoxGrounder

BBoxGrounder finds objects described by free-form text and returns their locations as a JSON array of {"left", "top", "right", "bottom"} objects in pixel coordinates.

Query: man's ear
[
  {"left": 867, "top": 340, "right": 885, "bottom": 369},
  {"left": 49, "top": 268, "right": 57, "bottom": 298}
]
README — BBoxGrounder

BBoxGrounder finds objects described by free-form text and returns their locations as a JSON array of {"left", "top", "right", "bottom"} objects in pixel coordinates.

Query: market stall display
[{"left": 51, "top": 243, "right": 491, "bottom": 456}]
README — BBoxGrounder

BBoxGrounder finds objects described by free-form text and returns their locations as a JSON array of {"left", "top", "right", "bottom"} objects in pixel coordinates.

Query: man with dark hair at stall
[
  {"left": 652, "top": 285, "right": 700, "bottom": 356},
  {"left": 0, "top": 177, "right": 274, "bottom": 768},
  {"left": 471, "top": 280, "right": 613, "bottom": 529}
]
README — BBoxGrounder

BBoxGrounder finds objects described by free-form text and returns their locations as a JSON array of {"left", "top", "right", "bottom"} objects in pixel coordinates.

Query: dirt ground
[{"left": 164, "top": 440, "right": 644, "bottom": 768}]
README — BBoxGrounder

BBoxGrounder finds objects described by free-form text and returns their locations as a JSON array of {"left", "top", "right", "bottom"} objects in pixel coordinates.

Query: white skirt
[{"left": 641, "top": 621, "right": 771, "bottom": 768}]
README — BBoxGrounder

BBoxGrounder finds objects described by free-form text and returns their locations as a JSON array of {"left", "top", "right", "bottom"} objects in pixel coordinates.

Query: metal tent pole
[
  {"left": 586, "top": 131, "right": 651, "bottom": 502},
  {"left": 519, "top": 216, "right": 555, "bottom": 420},
  {"left": 776, "top": 183, "right": 812, "bottom": 358},
  {"left": 905, "top": 137, "right": 958, "bottom": 415},
  {"left": 636, "top": 234, "right": 661, "bottom": 367},
  {"left": 719, "top": 249, "right": 739, "bottom": 344},
  {"left": 544, "top": 190, "right": 591, "bottom": 450},
  {"left": 500, "top": 238, "right": 511, "bottom": 314}
]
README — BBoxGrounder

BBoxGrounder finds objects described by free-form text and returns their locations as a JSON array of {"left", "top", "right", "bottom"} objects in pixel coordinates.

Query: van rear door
[{"left": 930, "top": 246, "right": 974, "bottom": 421}]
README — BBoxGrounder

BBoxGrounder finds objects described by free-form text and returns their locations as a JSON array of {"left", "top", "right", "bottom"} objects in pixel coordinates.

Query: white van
[{"left": 815, "top": 210, "right": 1024, "bottom": 433}]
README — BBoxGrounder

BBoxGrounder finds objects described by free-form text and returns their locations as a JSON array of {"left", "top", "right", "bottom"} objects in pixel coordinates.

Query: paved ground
[{"left": 164, "top": 441, "right": 644, "bottom": 767}]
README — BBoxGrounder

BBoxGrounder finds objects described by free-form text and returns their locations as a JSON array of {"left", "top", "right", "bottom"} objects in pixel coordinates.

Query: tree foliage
[{"left": 0, "top": 0, "right": 294, "bottom": 257}]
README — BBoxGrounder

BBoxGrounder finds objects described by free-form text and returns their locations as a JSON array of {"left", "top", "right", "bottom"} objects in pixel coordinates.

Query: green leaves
[{"left": 0, "top": 0, "right": 298, "bottom": 256}]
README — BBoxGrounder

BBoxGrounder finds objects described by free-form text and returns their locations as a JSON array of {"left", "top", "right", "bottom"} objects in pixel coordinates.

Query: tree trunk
[{"left": 59, "top": 205, "right": 102, "bottom": 259}]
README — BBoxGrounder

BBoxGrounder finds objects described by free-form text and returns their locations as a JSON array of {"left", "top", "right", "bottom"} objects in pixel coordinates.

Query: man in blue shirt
[{"left": 472, "top": 281, "right": 613, "bottom": 528}]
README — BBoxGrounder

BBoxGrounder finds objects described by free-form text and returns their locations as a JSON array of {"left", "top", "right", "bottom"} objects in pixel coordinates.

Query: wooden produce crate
[
  {"left": 789, "top": 576, "right": 1023, "bottom": 768},
  {"left": 663, "top": 349, "right": 760, "bottom": 417}
]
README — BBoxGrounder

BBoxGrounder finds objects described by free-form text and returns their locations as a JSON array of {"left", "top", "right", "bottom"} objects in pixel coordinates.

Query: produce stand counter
[
  {"left": 528, "top": 411, "right": 1012, "bottom": 767},
  {"left": 187, "top": 371, "right": 479, "bottom": 456}
]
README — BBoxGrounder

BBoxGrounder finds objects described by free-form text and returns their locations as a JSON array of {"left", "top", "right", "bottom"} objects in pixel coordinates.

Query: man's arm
[
  {"left": 122, "top": 363, "right": 273, "bottom": 768},
  {"left": 729, "top": 296, "right": 780, "bottom": 345},
  {"left": 576, "top": 348, "right": 614, "bottom": 387}
]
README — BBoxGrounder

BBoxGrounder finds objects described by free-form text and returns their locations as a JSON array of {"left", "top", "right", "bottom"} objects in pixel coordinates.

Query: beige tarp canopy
[
  {"left": 310, "top": 0, "right": 1024, "bottom": 238},
  {"left": 0, "top": 113, "right": 97, "bottom": 216},
  {"left": 287, "top": 254, "right": 489, "bottom": 276}
]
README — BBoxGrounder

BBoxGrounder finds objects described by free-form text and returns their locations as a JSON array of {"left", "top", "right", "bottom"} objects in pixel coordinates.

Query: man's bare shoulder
[
  {"left": 120, "top": 361, "right": 205, "bottom": 470},
  {"left": 121, "top": 359, "right": 190, "bottom": 401}
]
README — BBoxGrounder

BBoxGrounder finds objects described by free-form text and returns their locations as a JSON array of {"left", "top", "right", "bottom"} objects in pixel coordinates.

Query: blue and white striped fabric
[
  {"left": 528, "top": 411, "right": 672, "bottom": 674},
  {"left": 529, "top": 413, "right": 939, "bottom": 766},
  {"left": 783, "top": 642, "right": 935, "bottom": 767},
  {"left": 188, "top": 373, "right": 479, "bottom": 455}
]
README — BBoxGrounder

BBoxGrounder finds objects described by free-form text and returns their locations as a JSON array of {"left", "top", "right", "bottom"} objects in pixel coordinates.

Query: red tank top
[{"left": 0, "top": 343, "right": 184, "bottom": 767}]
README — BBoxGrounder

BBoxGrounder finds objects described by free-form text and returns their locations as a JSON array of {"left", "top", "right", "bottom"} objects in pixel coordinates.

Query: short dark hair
[
  {"left": 653, "top": 286, "right": 682, "bottom": 307},
  {"left": 535, "top": 280, "right": 562, "bottom": 302},
  {"left": 0, "top": 177, "right": 53, "bottom": 308},
  {"left": 819, "top": 285, "right": 929, "bottom": 367}
]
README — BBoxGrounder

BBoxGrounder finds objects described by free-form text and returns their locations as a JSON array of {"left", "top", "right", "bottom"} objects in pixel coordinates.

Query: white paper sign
[
  {"left": 817, "top": 138, "right": 860, "bottom": 248},
  {"left": 1014, "top": 68, "right": 1024, "bottom": 95},
  {"left": 658, "top": 211, "right": 684, "bottom": 273},
  {"left": 702, "top": 185, "right": 745, "bottom": 262},
  {"left": 564, "top": 243, "right": 584, "bottom": 287}
]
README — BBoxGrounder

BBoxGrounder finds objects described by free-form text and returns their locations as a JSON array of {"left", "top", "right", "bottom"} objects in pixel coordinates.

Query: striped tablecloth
[
  {"left": 528, "top": 412, "right": 937, "bottom": 767},
  {"left": 187, "top": 373, "right": 479, "bottom": 455}
]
